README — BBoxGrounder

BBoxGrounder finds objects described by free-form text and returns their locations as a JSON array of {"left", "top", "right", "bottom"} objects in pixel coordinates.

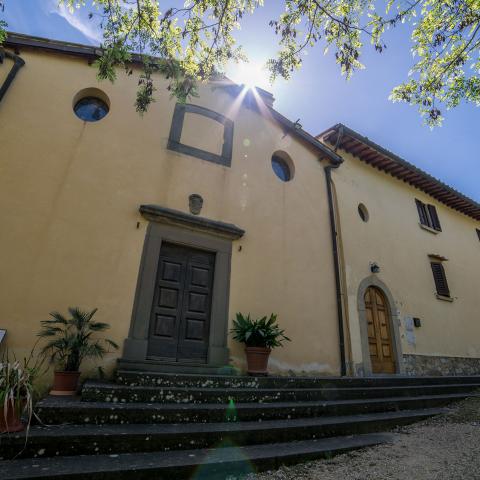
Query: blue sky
[{"left": 2, "top": 1, "right": 479, "bottom": 202}]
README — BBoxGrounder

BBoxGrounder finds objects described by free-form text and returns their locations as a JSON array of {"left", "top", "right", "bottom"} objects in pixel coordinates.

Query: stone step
[
  {"left": 0, "top": 433, "right": 393, "bottom": 479},
  {"left": 116, "top": 370, "right": 480, "bottom": 389},
  {"left": 81, "top": 381, "right": 480, "bottom": 404},
  {"left": 35, "top": 392, "right": 477, "bottom": 425},
  {"left": 1, "top": 408, "right": 442, "bottom": 460}
]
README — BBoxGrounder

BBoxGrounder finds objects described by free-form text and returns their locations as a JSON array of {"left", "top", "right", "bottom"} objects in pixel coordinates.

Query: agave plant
[
  {"left": 0, "top": 345, "right": 45, "bottom": 433},
  {"left": 38, "top": 307, "right": 118, "bottom": 372},
  {"left": 231, "top": 313, "right": 291, "bottom": 348}
]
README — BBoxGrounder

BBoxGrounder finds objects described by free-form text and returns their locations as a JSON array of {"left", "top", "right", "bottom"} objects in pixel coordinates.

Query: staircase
[{"left": 2, "top": 372, "right": 480, "bottom": 479}]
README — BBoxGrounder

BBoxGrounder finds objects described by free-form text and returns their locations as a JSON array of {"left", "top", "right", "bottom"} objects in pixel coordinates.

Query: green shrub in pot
[
  {"left": 231, "top": 313, "right": 290, "bottom": 375},
  {"left": 0, "top": 346, "right": 45, "bottom": 433},
  {"left": 38, "top": 307, "right": 118, "bottom": 395}
]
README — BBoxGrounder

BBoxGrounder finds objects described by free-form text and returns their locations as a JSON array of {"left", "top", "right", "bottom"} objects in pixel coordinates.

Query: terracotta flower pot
[
  {"left": 50, "top": 371, "right": 81, "bottom": 396},
  {"left": 245, "top": 346, "right": 271, "bottom": 376},
  {"left": 0, "top": 400, "right": 24, "bottom": 433}
]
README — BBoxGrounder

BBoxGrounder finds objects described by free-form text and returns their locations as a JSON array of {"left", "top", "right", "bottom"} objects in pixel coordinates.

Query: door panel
[
  {"left": 177, "top": 254, "right": 215, "bottom": 362},
  {"left": 147, "top": 242, "right": 215, "bottom": 363},
  {"left": 365, "top": 286, "right": 396, "bottom": 374}
]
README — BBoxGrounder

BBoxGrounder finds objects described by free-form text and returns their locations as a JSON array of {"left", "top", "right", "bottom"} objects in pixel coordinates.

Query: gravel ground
[{"left": 245, "top": 397, "right": 480, "bottom": 480}]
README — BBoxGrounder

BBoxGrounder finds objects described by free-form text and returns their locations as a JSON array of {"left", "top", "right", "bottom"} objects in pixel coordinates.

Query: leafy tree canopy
[{"left": 1, "top": 0, "right": 479, "bottom": 126}]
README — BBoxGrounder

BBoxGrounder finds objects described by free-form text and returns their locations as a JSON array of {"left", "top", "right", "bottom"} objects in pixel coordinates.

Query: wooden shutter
[
  {"left": 427, "top": 204, "right": 442, "bottom": 231},
  {"left": 415, "top": 199, "right": 429, "bottom": 226},
  {"left": 430, "top": 262, "right": 450, "bottom": 297}
]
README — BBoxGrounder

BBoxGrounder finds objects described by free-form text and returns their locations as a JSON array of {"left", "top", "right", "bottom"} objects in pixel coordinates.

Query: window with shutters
[
  {"left": 430, "top": 261, "right": 451, "bottom": 298},
  {"left": 415, "top": 199, "right": 442, "bottom": 232}
]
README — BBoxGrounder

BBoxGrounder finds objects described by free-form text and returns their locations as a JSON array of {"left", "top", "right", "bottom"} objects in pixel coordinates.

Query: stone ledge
[
  {"left": 435, "top": 294, "right": 454, "bottom": 302},
  {"left": 139, "top": 204, "right": 245, "bottom": 240},
  {"left": 419, "top": 223, "right": 440, "bottom": 235}
]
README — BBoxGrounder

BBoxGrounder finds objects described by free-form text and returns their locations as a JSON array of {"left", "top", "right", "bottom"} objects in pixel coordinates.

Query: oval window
[
  {"left": 74, "top": 97, "right": 109, "bottom": 122},
  {"left": 271, "top": 152, "right": 294, "bottom": 182},
  {"left": 358, "top": 203, "right": 369, "bottom": 222}
]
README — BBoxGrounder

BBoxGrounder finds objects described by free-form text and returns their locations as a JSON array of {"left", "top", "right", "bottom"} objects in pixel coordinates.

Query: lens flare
[
  {"left": 191, "top": 400, "right": 256, "bottom": 478},
  {"left": 191, "top": 439, "right": 256, "bottom": 479},
  {"left": 225, "top": 398, "right": 238, "bottom": 422},
  {"left": 228, "top": 60, "right": 271, "bottom": 90}
]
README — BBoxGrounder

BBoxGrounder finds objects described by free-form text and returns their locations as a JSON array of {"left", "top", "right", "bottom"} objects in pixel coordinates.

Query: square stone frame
[
  {"left": 356, "top": 275, "right": 405, "bottom": 376},
  {"left": 167, "top": 103, "right": 234, "bottom": 167},
  {"left": 119, "top": 205, "right": 244, "bottom": 374}
]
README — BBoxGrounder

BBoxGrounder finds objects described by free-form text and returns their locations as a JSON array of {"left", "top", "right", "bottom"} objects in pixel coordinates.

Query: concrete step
[
  {"left": 35, "top": 392, "right": 477, "bottom": 425},
  {"left": 81, "top": 381, "right": 480, "bottom": 404},
  {"left": 0, "top": 433, "right": 393, "bottom": 479},
  {"left": 0, "top": 408, "right": 442, "bottom": 460},
  {"left": 116, "top": 370, "right": 480, "bottom": 389}
]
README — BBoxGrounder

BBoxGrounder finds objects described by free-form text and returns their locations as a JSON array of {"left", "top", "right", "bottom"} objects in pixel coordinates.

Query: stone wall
[{"left": 403, "top": 354, "right": 480, "bottom": 376}]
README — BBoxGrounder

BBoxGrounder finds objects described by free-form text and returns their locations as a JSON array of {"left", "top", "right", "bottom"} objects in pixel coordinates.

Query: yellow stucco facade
[
  {"left": 331, "top": 152, "right": 480, "bottom": 375},
  {"left": 0, "top": 40, "right": 340, "bottom": 381},
  {"left": 1, "top": 35, "right": 479, "bottom": 382}
]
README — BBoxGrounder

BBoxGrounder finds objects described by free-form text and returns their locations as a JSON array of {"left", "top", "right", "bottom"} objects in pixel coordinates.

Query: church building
[{"left": 1, "top": 33, "right": 479, "bottom": 381}]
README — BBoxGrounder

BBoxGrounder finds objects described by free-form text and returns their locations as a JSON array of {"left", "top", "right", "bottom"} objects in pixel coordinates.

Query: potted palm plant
[
  {"left": 231, "top": 313, "right": 290, "bottom": 375},
  {"left": 38, "top": 307, "right": 118, "bottom": 395},
  {"left": 0, "top": 347, "right": 44, "bottom": 433}
]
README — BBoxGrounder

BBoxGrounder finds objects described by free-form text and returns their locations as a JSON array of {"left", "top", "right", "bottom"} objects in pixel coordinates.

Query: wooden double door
[
  {"left": 364, "top": 286, "right": 396, "bottom": 374},
  {"left": 147, "top": 242, "right": 215, "bottom": 363}
]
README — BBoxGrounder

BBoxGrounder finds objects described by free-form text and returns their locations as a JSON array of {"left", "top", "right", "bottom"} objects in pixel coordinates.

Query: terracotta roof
[
  {"left": 318, "top": 123, "right": 480, "bottom": 221},
  {"left": 3, "top": 32, "right": 342, "bottom": 165}
]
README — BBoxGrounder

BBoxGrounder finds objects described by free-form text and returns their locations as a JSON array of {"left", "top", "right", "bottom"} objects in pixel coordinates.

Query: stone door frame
[
  {"left": 119, "top": 204, "right": 244, "bottom": 374},
  {"left": 357, "top": 275, "right": 405, "bottom": 375}
]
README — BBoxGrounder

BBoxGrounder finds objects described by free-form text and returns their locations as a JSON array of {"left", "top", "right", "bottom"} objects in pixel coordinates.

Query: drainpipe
[
  {"left": 324, "top": 126, "right": 346, "bottom": 376},
  {"left": 0, "top": 50, "right": 25, "bottom": 103}
]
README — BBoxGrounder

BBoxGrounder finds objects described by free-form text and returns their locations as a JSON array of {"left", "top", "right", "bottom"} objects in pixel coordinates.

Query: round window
[
  {"left": 271, "top": 152, "right": 294, "bottom": 182},
  {"left": 73, "top": 88, "right": 110, "bottom": 122},
  {"left": 74, "top": 97, "right": 109, "bottom": 122},
  {"left": 358, "top": 203, "right": 369, "bottom": 222}
]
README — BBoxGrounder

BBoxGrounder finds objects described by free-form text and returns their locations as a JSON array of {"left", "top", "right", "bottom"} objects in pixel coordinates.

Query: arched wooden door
[{"left": 364, "top": 286, "right": 396, "bottom": 374}]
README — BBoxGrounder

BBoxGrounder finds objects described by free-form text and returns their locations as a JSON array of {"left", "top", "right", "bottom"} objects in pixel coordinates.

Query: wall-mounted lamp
[{"left": 370, "top": 262, "right": 380, "bottom": 274}]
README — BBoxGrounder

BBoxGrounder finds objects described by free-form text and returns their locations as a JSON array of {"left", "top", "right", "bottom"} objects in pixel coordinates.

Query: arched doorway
[{"left": 364, "top": 286, "right": 396, "bottom": 374}]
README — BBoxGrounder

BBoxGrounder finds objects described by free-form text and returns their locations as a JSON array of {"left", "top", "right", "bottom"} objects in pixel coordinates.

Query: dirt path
[{"left": 246, "top": 397, "right": 480, "bottom": 480}]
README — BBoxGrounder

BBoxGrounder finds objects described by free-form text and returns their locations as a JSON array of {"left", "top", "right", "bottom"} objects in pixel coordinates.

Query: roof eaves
[
  {"left": 269, "top": 109, "right": 342, "bottom": 164},
  {"left": 5, "top": 31, "right": 101, "bottom": 59},
  {"left": 320, "top": 123, "right": 480, "bottom": 220}
]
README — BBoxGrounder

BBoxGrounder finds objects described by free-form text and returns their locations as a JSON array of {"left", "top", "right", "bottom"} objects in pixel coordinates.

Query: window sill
[
  {"left": 436, "top": 294, "right": 454, "bottom": 302},
  {"left": 419, "top": 223, "right": 439, "bottom": 235}
]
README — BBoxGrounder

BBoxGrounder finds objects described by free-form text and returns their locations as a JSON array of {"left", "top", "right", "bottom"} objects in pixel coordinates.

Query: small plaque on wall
[{"left": 403, "top": 316, "right": 416, "bottom": 346}]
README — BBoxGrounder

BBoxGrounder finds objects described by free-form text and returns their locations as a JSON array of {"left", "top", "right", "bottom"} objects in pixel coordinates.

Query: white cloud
[{"left": 47, "top": 1, "right": 102, "bottom": 44}]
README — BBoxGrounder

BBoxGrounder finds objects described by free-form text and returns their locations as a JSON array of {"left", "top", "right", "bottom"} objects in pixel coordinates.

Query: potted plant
[
  {"left": 231, "top": 313, "right": 290, "bottom": 375},
  {"left": 38, "top": 307, "right": 118, "bottom": 395},
  {"left": 0, "top": 347, "right": 44, "bottom": 433}
]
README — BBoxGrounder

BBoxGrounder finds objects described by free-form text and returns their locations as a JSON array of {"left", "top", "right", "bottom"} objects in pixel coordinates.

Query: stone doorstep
[
  {"left": 80, "top": 381, "right": 480, "bottom": 404},
  {"left": 0, "top": 408, "right": 444, "bottom": 460},
  {"left": 115, "top": 371, "right": 480, "bottom": 388},
  {"left": 34, "top": 392, "right": 480, "bottom": 425},
  {"left": 0, "top": 433, "right": 394, "bottom": 480}
]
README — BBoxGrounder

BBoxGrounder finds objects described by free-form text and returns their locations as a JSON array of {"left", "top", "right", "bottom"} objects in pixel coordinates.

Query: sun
[{"left": 227, "top": 60, "right": 271, "bottom": 90}]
